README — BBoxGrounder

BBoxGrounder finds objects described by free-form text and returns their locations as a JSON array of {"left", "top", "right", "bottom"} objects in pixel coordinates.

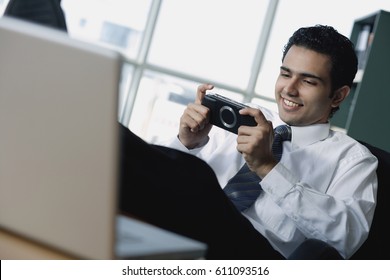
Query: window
[
  {"left": 64, "top": 0, "right": 274, "bottom": 143},
  {"left": 148, "top": 0, "right": 269, "bottom": 89},
  {"left": 63, "top": 0, "right": 151, "bottom": 59}
]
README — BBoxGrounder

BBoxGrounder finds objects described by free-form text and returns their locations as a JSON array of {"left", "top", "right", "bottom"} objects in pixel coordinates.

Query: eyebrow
[{"left": 280, "top": 66, "right": 324, "bottom": 82}]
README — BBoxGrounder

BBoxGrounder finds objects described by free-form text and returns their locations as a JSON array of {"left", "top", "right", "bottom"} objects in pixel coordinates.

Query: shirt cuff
[
  {"left": 260, "top": 163, "right": 299, "bottom": 201},
  {"left": 164, "top": 135, "right": 209, "bottom": 155}
]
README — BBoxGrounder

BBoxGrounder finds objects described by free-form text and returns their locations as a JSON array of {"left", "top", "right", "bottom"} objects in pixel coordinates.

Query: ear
[{"left": 331, "top": 86, "right": 350, "bottom": 108}]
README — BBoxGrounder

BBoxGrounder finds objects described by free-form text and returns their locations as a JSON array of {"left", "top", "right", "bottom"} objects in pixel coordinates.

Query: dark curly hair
[{"left": 282, "top": 25, "right": 358, "bottom": 117}]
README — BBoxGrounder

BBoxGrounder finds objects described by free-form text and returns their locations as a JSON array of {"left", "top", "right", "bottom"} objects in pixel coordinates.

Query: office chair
[
  {"left": 349, "top": 141, "right": 390, "bottom": 259},
  {"left": 4, "top": 0, "right": 67, "bottom": 32}
]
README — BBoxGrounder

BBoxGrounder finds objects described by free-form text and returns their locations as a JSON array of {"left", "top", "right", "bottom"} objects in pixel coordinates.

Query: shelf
[{"left": 345, "top": 9, "right": 390, "bottom": 152}]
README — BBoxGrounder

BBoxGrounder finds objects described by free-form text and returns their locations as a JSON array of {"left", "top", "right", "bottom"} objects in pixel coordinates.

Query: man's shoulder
[{"left": 330, "top": 130, "right": 377, "bottom": 158}]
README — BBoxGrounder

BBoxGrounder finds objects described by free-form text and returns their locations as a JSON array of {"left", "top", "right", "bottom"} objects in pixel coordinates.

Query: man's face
[{"left": 275, "top": 45, "right": 337, "bottom": 126}]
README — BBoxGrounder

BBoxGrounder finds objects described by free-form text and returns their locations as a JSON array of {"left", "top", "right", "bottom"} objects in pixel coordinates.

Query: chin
[{"left": 279, "top": 115, "right": 300, "bottom": 126}]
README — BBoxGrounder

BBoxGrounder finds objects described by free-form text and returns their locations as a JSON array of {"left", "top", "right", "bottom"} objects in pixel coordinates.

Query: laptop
[{"left": 0, "top": 16, "right": 206, "bottom": 259}]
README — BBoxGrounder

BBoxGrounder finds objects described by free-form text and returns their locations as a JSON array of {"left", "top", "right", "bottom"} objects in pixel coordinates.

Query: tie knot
[
  {"left": 272, "top": 125, "right": 291, "bottom": 163},
  {"left": 274, "top": 125, "right": 291, "bottom": 142}
]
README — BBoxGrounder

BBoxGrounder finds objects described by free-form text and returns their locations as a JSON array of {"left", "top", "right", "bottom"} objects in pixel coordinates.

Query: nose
[{"left": 283, "top": 79, "right": 299, "bottom": 97}]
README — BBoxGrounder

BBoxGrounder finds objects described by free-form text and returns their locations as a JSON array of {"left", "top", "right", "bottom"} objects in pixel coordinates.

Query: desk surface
[{"left": 0, "top": 228, "right": 71, "bottom": 259}]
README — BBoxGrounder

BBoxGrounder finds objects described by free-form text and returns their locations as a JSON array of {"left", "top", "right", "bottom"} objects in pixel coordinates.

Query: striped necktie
[{"left": 223, "top": 125, "right": 291, "bottom": 211}]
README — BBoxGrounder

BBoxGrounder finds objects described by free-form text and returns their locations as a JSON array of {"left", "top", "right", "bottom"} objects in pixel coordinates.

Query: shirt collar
[{"left": 290, "top": 123, "right": 330, "bottom": 148}]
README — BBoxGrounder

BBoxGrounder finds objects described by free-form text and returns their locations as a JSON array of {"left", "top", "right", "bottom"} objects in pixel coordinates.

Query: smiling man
[{"left": 155, "top": 25, "right": 378, "bottom": 259}]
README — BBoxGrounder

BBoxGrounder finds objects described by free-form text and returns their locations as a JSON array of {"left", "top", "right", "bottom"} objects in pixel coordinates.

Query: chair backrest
[
  {"left": 4, "top": 0, "right": 67, "bottom": 32},
  {"left": 350, "top": 141, "right": 390, "bottom": 259}
]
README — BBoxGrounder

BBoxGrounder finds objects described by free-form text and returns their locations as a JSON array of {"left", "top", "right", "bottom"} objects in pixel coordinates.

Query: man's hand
[
  {"left": 237, "top": 107, "right": 277, "bottom": 178},
  {"left": 178, "top": 84, "right": 214, "bottom": 149}
]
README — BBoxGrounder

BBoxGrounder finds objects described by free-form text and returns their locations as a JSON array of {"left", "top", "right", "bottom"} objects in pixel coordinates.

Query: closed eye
[
  {"left": 279, "top": 69, "right": 291, "bottom": 78},
  {"left": 303, "top": 79, "right": 317, "bottom": 85}
]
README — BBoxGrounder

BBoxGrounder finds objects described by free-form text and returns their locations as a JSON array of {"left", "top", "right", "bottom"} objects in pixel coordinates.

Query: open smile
[{"left": 283, "top": 98, "right": 302, "bottom": 108}]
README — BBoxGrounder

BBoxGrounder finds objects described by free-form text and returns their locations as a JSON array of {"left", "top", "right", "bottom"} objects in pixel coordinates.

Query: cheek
[
  {"left": 274, "top": 79, "right": 283, "bottom": 96},
  {"left": 307, "top": 97, "right": 332, "bottom": 115}
]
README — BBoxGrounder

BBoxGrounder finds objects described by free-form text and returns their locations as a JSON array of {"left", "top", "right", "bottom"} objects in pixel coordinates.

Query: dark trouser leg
[
  {"left": 118, "top": 124, "right": 283, "bottom": 260},
  {"left": 288, "top": 239, "right": 343, "bottom": 260}
]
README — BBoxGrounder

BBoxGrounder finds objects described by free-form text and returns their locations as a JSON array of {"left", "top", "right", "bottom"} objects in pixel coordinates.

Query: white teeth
[{"left": 284, "top": 98, "right": 299, "bottom": 107}]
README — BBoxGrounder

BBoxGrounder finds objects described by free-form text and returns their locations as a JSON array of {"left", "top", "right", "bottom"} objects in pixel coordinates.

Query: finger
[
  {"left": 196, "top": 83, "right": 214, "bottom": 104},
  {"left": 239, "top": 107, "right": 268, "bottom": 126},
  {"left": 184, "top": 103, "right": 210, "bottom": 131}
]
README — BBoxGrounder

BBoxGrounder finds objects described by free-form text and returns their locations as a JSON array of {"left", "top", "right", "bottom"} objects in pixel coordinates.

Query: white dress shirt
[{"left": 160, "top": 105, "right": 378, "bottom": 259}]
